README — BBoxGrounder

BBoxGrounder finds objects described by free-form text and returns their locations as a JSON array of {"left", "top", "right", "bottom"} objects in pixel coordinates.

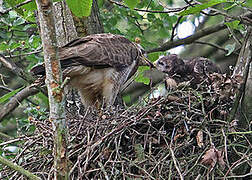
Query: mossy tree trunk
[{"left": 35, "top": 0, "right": 69, "bottom": 179}]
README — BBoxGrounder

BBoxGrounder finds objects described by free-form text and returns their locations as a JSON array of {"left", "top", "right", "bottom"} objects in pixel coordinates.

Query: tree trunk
[
  {"left": 227, "top": 27, "right": 252, "bottom": 130},
  {"left": 72, "top": 0, "right": 104, "bottom": 36},
  {"left": 232, "top": 27, "right": 252, "bottom": 128},
  {"left": 35, "top": 0, "right": 69, "bottom": 179},
  {"left": 53, "top": 1, "right": 78, "bottom": 46}
]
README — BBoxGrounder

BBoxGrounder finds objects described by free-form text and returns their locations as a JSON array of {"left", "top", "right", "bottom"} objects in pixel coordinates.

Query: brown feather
[
  {"left": 31, "top": 33, "right": 145, "bottom": 108},
  {"left": 154, "top": 54, "right": 221, "bottom": 88}
]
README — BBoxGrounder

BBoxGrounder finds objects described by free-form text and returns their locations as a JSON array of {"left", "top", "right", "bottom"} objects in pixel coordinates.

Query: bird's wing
[
  {"left": 59, "top": 34, "right": 141, "bottom": 70},
  {"left": 31, "top": 34, "right": 143, "bottom": 76}
]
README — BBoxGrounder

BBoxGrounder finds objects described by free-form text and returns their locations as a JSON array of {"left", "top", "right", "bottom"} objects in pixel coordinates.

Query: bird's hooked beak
[
  {"left": 134, "top": 42, "right": 154, "bottom": 68},
  {"left": 139, "top": 55, "right": 155, "bottom": 68}
]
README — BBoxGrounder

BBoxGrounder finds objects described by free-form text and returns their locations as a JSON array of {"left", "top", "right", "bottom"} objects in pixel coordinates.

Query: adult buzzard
[{"left": 31, "top": 33, "right": 147, "bottom": 108}]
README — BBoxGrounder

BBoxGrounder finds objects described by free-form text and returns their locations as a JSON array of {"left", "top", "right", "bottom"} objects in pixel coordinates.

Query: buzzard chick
[
  {"left": 31, "top": 33, "right": 146, "bottom": 108},
  {"left": 154, "top": 54, "right": 221, "bottom": 88}
]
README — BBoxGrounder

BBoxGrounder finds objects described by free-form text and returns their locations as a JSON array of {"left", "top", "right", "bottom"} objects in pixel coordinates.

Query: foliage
[
  {"left": 0, "top": 0, "right": 249, "bottom": 118},
  {"left": 179, "top": 0, "right": 229, "bottom": 16},
  {"left": 0, "top": 0, "right": 252, "bottom": 178},
  {"left": 123, "top": 0, "right": 140, "bottom": 9},
  {"left": 0, "top": 86, "right": 23, "bottom": 103},
  {"left": 1, "top": 0, "right": 247, "bottom": 91},
  {"left": 66, "top": 0, "right": 93, "bottom": 17}
]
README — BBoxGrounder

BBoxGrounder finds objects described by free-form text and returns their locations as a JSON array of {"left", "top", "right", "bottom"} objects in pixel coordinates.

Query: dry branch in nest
[{"left": 1, "top": 73, "right": 252, "bottom": 179}]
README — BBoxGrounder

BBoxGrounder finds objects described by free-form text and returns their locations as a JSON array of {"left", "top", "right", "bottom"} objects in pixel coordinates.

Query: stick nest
[{"left": 1, "top": 73, "right": 252, "bottom": 179}]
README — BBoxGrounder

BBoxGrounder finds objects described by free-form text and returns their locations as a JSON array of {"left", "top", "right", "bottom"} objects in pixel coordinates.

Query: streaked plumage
[
  {"left": 31, "top": 33, "right": 146, "bottom": 108},
  {"left": 154, "top": 54, "right": 221, "bottom": 88}
]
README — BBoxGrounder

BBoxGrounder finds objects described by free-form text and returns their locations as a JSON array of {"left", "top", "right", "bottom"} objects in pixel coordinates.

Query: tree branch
[
  {"left": 108, "top": 0, "right": 190, "bottom": 13},
  {"left": 147, "top": 22, "right": 227, "bottom": 53},
  {"left": 0, "top": 156, "right": 41, "bottom": 180},
  {"left": 170, "top": 16, "right": 183, "bottom": 42},
  {"left": 228, "top": 27, "right": 252, "bottom": 124},
  {"left": 208, "top": 6, "right": 252, "bottom": 27},
  {"left": 0, "top": 0, "right": 33, "bottom": 15},
  {"left": 0, "top": 54, "right": 34, "bottom": 84},
  {"left": 194, "top": 41, "right": 229, "bottom": 54},
  {"left": 0, "top": 85, "right": 39, "bottom": 122},
  {"left": 0, "top": 54, "right": 47, "bottom": 95}
]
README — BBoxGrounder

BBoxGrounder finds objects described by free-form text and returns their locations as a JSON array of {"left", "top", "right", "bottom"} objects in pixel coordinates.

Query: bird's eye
[{"left": 158, "top": 61, "right": 164, "bottom": 66}]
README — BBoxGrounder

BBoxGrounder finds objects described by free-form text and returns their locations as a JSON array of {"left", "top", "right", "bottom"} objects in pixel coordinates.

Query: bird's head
[{"left": 153, "top": 54, "right": 185, "bottom": 76}]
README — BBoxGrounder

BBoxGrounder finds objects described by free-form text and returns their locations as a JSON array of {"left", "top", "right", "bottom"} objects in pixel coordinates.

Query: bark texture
[
  {"left": 53, "top": 1, "right": 78, "bottom": 46},
  {"left": 232, "top": 27, "right": 252, "bottom": 128},
  {"left": 72, "top": 0, "right": 104, "bottom": 36},
  {"left": 35, "top": 0, "right": 69, "bottom": 179}
]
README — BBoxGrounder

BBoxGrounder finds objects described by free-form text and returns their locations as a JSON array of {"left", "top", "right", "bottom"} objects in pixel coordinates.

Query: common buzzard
[
  {"left": 31, "top": 33, "right": 147, "bottom": 108},
  {"left": 154, "top": 54, "right": 221, "bottom": 88}
]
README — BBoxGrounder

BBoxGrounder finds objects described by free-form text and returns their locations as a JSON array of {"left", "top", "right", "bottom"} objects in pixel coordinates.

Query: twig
[
  {"left": 108, "top": 0, "right": 190, "bottom": 14},
  {"left": 0, "top": 156, "right": 41, "bottom": 180},
  {"left": 226, "top": 24, "right": 242, "bottom": 46},
  {"left": 0, "top": 85, "right": 12, "bottom": 92},
  {"left": 0, "top": 135, "right": 35, "bottom": 146},
  {"left": 224, "top": 156, "right": 245, "bottom": 178},
  {"left": 147, "top": 22, "right": 226, "bottom": 53},
  {"left": 194, "top": 41, "right": 229, "bottom": 54},
  {"left": 227, "top": 131, "right": 252, "bottom": 135},
  {"left": 0, "top": 131, "right": 12, "bottom": 140},
  {"left": 0, "top": 85, "right": 40, "bottom": 121},
  {"left": 226, "top": 172, "right": 252, "bottom": 179},
  {"left": 0, "top": 54, "right": 47, "bottom": 95},
  {"left": 169, "top": 145, "right": 184, "bottom": 180},
  {"left": 221, "top": 129, "right": 231, "bottom": 171},
  {"left": 0, "top": 0, "right": 33, "bottom": 15},
  {"left": 170, "top": 16, "right": 183, "bottom": 42},
  {"left": 207, "top": 6, "right": 252, "bottom": 27},
  {"left": 5, "top": 49, "right": 42, "bottom": 58}
]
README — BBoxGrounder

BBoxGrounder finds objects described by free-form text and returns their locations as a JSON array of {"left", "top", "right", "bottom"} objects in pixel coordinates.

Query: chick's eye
[{"left": 158, "top": 61, "right": 164, "bottom": 66}]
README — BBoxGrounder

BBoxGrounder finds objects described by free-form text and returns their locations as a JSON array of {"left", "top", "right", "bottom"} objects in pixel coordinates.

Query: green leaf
[
  {"left": 243, "top": 0, "right": 252, "bottom": 7},
  {"left": 9, "top": 11, "right": 18, "bottom": 19},
  {"left": 179, "top": 0, "right": 228, "bottom": 16},
  {"left": 223, "top": 3, "right": 236, "bottom": 10},
  {"left": 225, "top": 43, "right": 235, "bottom": 56},
  {"left": 123, "top": 0, "right": 140, "bottom": 9},
  {"left": 148, "top": 52, "right": 162, "bottom": 62},
  {"left": 66, "top": 0, "right": 93, "bottom": 17},
  {"left": 224, "top": 20, "right": 240, "bottom": 30},
  {"left": 122, "top": 95, "right": 131, "bottom": 104},
  {"left": 147, "top": 14, "right": 155, "bottom": 21},
  {"left": 0, "top": 42, "right": 8, "bottom": 51},
  {"left": 37, "top": 92, "right": 49, "bottom": 107},
  {"left": 9, "top": 42, "right": 22, "bottom": 50},
  {"left": 134, "top": 144, "right": 145, "bottom": 161},
  {"left": 135, "top": 66, "right": 150, "bottom": 85},
  {"left": 0, "top": 87, "right": 24, "bottom": 104},
  {"left": 21, "top": 1, "right": 37, "bottom": 11},
  {"left": 6, "top": 0, "right": 36, "bottom": 15},
  {"left": 97, "top": 0, "right": 104, "bottom": 8}
]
